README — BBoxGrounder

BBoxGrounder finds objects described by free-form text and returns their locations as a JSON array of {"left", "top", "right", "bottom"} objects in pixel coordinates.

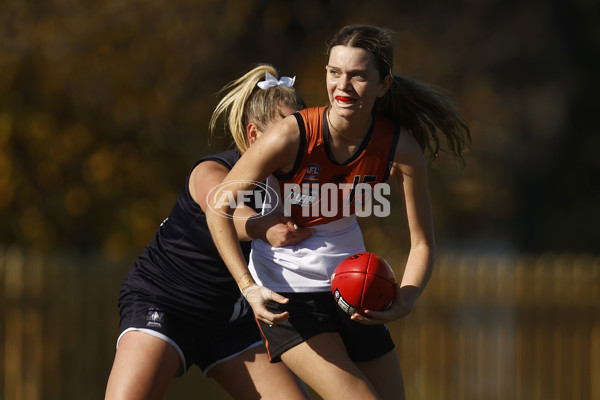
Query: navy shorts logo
[{"left": 146, "top": 308, "right": 165, "bottom": 328}]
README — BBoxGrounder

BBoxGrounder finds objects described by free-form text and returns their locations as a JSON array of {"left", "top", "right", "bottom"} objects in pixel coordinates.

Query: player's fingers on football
[
  {"left": 360, "top": 310, "right": 389, "bottom": 323},
  {"left": 350, "top": 313, "right": 363, "bottom": 322},
  {"left": 350, "top": 314, "right": 380, "bottom": 325}
]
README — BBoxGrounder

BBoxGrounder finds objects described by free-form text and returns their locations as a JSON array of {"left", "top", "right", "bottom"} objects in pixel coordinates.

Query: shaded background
[{"left": 1, "top": 0, "right": 599, "bottom": 399}]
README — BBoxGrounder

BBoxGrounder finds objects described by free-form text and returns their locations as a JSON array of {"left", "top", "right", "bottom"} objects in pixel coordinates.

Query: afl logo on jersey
[{"left": 304, "top": 163, "right": 321, "bottom": 180}]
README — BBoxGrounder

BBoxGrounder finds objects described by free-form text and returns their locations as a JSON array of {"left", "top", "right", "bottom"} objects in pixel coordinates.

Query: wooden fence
[
  {"left": 397, "top": 252, "right": 600, "bottom": 400},
  {"left": 1, "top": 247, "right": 599, "bottom": 400}
]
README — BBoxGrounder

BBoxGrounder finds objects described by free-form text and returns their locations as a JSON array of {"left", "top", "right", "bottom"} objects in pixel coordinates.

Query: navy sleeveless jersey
[{"left": 119, "top": 149, "right": 255, "bottom": 324}]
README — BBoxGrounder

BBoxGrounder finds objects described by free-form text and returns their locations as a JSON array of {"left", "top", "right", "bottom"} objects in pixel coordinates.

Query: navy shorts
[
  {"left": 117, "top": 294, "right": 263, "bottom": 376},
  {"left": 256, "top": 291, "right": 395, "bottom": 363}
]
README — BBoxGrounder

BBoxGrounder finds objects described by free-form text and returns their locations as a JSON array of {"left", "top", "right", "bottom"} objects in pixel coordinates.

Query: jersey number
[{"left": 346, "top": 175, "right": 377, "bottom": 205}]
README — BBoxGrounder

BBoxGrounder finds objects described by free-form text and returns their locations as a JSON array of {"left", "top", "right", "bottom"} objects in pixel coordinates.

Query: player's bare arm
[
  {"left": 206, "top": 116, "right": 301, "bottom": 325},
  {"left": 357, "top": 130, "right": 435, "bottom": 324},
  {"left": 191, "top": 159, "right": 310, "bottom": 246}
]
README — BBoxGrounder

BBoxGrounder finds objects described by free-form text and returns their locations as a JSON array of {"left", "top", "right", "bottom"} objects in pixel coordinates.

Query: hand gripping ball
[{"left": 330, "top": 252, "right": 396, "bottom": 315}]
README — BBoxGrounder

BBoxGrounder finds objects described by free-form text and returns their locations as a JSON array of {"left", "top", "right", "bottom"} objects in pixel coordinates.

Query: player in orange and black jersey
[
  {"left": 276, "top": 105, "right": 399, "bottom": 227},
  {"left": 207, "top": 25, "right": 470, "bottom": 400}
]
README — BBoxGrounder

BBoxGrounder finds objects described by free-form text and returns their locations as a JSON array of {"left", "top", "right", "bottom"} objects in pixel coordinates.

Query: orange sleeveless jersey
[{"left": 274, "top": 106, "right": 401, "bottom": 227}]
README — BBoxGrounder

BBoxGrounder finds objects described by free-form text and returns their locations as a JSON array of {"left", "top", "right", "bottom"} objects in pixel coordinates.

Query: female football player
[
  {"left": 105, "top": 65, "right": 312, "bottom": 400},
  {"left": 206, "top": 25, "right": 470, "bottom": 399}
]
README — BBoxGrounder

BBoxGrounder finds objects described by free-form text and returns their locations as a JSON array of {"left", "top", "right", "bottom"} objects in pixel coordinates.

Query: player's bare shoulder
[
  {"left": 260, "top": 114, "right": 302, "bottom": 174},
  {"left": 389, "top": 128, "right": 427, "bottom": 179},
  {"left": 189, "top": 160, "right": 230, "bottom": 210}
]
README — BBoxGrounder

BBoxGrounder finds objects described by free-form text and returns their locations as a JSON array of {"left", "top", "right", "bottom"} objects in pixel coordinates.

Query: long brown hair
[{"left": 327, "top": 25, "right": 471, "bottom": 166}]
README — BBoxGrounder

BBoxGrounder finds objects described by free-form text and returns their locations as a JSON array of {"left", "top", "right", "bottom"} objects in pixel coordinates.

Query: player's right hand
[
  {"left": 242, "top": 284, "right": 290, "bottom": 325},
  {"left": 267, "top": 216, "right": 313, "bottom": 247},
  {"left": 249, "top": 214, "right": 313, "bottom": 247}
]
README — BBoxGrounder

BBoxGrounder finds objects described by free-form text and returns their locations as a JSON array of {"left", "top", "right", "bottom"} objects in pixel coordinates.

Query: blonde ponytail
[{"left": 209, "top": 65, "right": 306, "bottom": 154}]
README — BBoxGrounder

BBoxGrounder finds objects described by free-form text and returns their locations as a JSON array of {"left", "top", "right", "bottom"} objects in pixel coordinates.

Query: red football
[{"left": 330, "top": 252, "right": 397, "bottom": 315}]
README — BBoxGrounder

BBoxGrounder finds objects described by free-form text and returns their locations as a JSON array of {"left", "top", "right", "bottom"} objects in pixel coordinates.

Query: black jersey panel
[{"left": 120, "top": 149, "right": 255, "bottom": 323}]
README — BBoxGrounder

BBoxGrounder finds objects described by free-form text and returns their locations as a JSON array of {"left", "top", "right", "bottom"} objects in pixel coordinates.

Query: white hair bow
[{"left": 257, "top": 71, "right": 296, "bottom": 90}]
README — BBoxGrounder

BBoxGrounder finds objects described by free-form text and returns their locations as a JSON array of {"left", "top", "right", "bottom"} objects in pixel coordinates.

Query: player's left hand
[
  {"left": 242, "top": 284, "right": 290, "bottom": 326},
  {"left": 350, "top": 284, "right": 412, "bottom": 325}
]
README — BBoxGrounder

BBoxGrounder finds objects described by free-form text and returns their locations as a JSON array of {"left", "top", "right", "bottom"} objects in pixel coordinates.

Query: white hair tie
[{"left": 257, "top": 71, "right": 296, "bottom": 90}]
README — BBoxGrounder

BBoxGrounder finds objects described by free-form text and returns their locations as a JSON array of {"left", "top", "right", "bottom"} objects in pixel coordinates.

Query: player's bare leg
[
  {"left": 356, "top": 349, "right": 405, "bottom": 400},
  {"left": 105, "top": 331, "right": 180, "bottom": 400},
  {"left": 209, "top": 345, "right": 310, "bottom": 400},
  {"left": 280, "top": 332, "right": 379, "bottom": 400}
]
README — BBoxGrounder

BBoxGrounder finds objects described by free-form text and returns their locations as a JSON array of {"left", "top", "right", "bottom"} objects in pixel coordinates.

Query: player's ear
[
  {"left": 247, "top": 123, "right": 259, "bottom": 145},
  {"left": 377, "top": 74, "right": 393, "bottom": 98}
]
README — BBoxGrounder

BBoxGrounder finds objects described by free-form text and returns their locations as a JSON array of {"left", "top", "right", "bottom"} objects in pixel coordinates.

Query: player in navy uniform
[
  {"left": 105, "top": 65, "right": 312, "bottom": 400},
  {"left": 207, "top": 25, "right": 470, "bottom": 399}
]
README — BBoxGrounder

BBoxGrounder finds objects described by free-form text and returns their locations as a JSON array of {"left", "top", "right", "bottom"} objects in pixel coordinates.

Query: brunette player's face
[{"left": 326, "top": 45, "right": 389, "bottom": 119}]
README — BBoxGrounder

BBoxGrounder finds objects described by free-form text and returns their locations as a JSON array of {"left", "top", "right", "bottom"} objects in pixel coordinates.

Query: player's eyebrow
[{"left": 326, "top": 65, "right": 369, "bottom": 76}]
